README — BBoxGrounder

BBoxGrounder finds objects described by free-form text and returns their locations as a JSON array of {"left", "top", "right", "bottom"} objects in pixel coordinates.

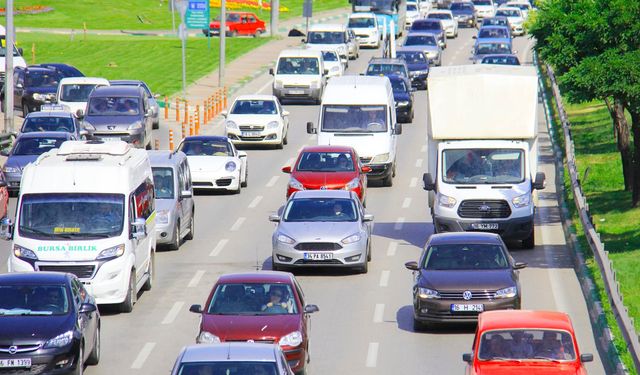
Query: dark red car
[
  {"left": 189, "top": 272, "right": 319, "bottom": 374},
  {"left": 282, "top": 145, "right": 370, "bottom": 203},
  {"left": 202, "top": 12, "right": 266, "bottom": 37}
]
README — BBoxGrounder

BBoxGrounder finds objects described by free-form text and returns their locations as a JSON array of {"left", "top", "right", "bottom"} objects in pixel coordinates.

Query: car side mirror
[
  {"left": 301, "top": 38, "right": 307, "bottom": 43},
  {"left": 422, "top": 173, "right": 435, "bottom": 191},
  {"left": 281, "top": 166, "right": 292, "bottom": 174},
  {"left": 131, "top": 218, "right": 147, "bottom": 240},
  {"left": 394, "top": 124, "right": 402, "bottom": 135},
  {"left": 363, "top": 213, "right": 374, "bottom": 222},
  {"left": 15, "top": 83, "right": 23, "bottom": 89},
  {"left": 154, "top": 93, "right": 160, "bottom": 99},
  {"left": 472, "top": 35, "right": 477, "bottom": 39},
  {"left": 79, "top": 303, "right": 97, "bottom": 313},
  {"left": 268, "top": 214, "right": 281, "bottom": 222},
  {"left": 282, "top": 110, "right": 290, "bottom": 117},
  {"left": 462, "top": 353, "right": 473, "bottom": 363},
  {"left": 306, "top": 122, "right": 316, "bottom": 134},
  {"left": 514, "top": 262, "right": 527, "bottom": 270},
  {"left": 533, "top": 172, "right": 546, "bottom": 190},
  {"left": 0, "top": 218, "right": 13, "bottom": 240},
  {"left": 17, "top": 47, "right": 23, "bottom": 56},
  {"left": 180, "top": 190, "right": 193, "bottom": 199},
  {"left": 238, "top": 151, "right": 247, "bottom": 158},
  {"left": 580, "top": 353, "right": 594, "bottom": 363},
  {"left": 269, "top": 68, "right": 274, "bottom": 76},
  {"left": 189, "top": 304, "right": 203, "bottom": 314},
  {"left": 0, "top": 180, "right": 6, "bottom": 188},
  {"left": 404, "top": 261, "right": 419, "bottom": 271},
  {"left": 323, "top": 68, "right": 329, "bottom": 76},
  {"left": 304, "top": 304, "right": 319, "bottom": 314},
  {"left": 220, "top": 109, "right": 228, "bottom": 118},
  {"left": 76, "top": 109, "right": 84, "bottom": 119},
  {"left": 513, "top": 49, "right": 518, "bottom": 54},
  {"left": 361, "top": 165, "right": 372, "bottom": 173}
]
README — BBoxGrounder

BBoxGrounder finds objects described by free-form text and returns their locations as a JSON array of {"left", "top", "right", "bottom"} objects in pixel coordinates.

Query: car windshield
[
  {"left": 397, "top": 51, "right": 427, "bottom": 64},
  {"left": 152, "top": 167, "right": 174, "bottom": 199},
  {"left": 0, "top": 36, "right": 21, "bottom": 57},
  {"left": 296, "top": 151, "right": 355, "bottom": 172},
  {"left": 0, "top": 285, "right": 70, "bottom": 316},
  {"left": 177, "top": 362, "right": 278, "bottom": 375},
  {"left": 482, "top": 55, "right": 520, "bottom": 65},
  {"left": 19, "top": 193, "right": 125, "bottom": 239},
  {"left": 348, "top": 17, "right": 376, "bottom": 28},
  {"left": 322, "top": 105, "right": 388, "bottom": 133},
  {"left": 207, "top": 283, "right": 298, "bottom": 315},
  {"left": 496, "top": 9, "right": 520, "bottom": 17},
  {"left": 478, "top": 330, "right": 577, "bottom": 361},
  {"left": 178, "top": 140, "right": 233, "bottom": 157},
  {"left": 322, "top": 51, "right": 339, "bottom": 62},
  {"left": 443, "top": 149, "right": 524, "bottom": 184},
  {"left": 473, "top": 0, "right": 493, "bottom": 5},
  {"left": 12, "top": 137, "right": 66, "bottom": 156},
  {"left": 476, "top": 42, "right": 512, "bottom": 55},
  {"left": 25, "top": 71, "right": 62, "bottom": 88},
  {"left": 423, "top": 244, "right": 509, "bottom": 270},
  {"left": 407, "top": 4, "right": 418, "bottom": 11},
  {"left": 391, "top": 79, "right": 408, "bottom": 92},
  {"left": 508, "top": 3, "right": 530, "bottom": 10},
  {"left": 367, "top": 63, "right": 408, "bottom": 77},
  {"left": 284, "top": 197, "right": 358, "bottom": 222},
  {"left": 478, "top": 28, "right": 510, "bottom": 39},
  {"left": 308, "top": 31, "right": 345, "bottom": 44},
  {"left": 60, "top": 84, "right": 103, "bottom": 102},
  {"left": 88, "top": 97, "right": 140, "bottom": 116},
  {"left": 483, "top": 18, "right": 509, "bottom": 26},
  {"left": 451, "top": 3, "right": 474, "bottom": 10},
  {"left": 412, "top": 21, "right": 441, "bottom": 31},
  {"left": 22, "top": 116, "right": 75, "bottom": 133},
  {"left": 277, "top": 57, "right": 319, "bottom": 75},
  {"left": 230, "top": 100, "right": 277, "bottom": 115},
  {"left": 428, "top": 13, "right": 452, "bottom": 20},
  {"left": 404, "top": 35, "right": 437, "bottom": 46}
]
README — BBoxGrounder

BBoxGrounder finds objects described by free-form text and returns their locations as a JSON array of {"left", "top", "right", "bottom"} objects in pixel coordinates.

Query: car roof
[
  {"left": 406, "top": 32, "right": 438, "bottom": 38},
  {"left": 482, "top": 53, "right": 519, "bottom": 58},
  {"left": 476, "top": 38, "right": 512, "bottom": 44},
  {"left": 479, "top": 25, "right": 511, "bottom": 30},
  {"left": 299, "top": 145, "right": 354, "bottom": 153},
  {"left": 180, "top": 343, "right": 277, "bottom": 363},
  {"left": 23, "top": 66, "right": 57, "bottom": 73},
  {"left": 0, "top": 272, "right": 69, "bottom": 284},
  {"left": 429, "top": 9, "right": 453, "bottom": 14},
  {"left": 291, "top": 190, "right": 354, "bottom": 199},
  {"left": 308, "top": 23, "right": 346, "bottom": 32},
  {"left": 147, "top": 150, "right": 187, "bottom": 167},
  {"left": 217, "top": 271, "right": 294, "bottom": 284},
  {"left": 414, "top": 19, "right": 442, "bottom": 25},
  {"left": 109, "top": 80, "right": 145, "bottom": 85},
  {"left": 234, "top": 94, "right": 277, "bottom": 102},
  {"left": 26, "top": 111, "right": 74, "bottom": 118},
  {"left": 183, "top": 135, "right": 229, "bottom": 143},
  {"left": 427, "top": 232, "right": 503, "bottom": 245},
  {"left": 60, "top": 77, "right": 109, "bottom": 85},
  {"left": 91, "top": 85, "right": 143, "bottom": 96},
  {"left": 349, "top": 12, "right": 376, "bottom": 18},
  {"left": 497, "top": 6, "right": 522, "bottom": 12},
  {"left": 369, "top": 58, "right": 407, "bottom": 65},
  {"left": 17, "top": 131, "right": 74, "bottom": 139},
  {"left": 478, "top": 310, "right": 574, "bottom": 332}
]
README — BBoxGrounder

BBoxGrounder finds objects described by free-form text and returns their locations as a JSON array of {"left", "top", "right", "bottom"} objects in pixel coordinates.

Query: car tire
[
  {"left": 383, "top": 173, "right": 393, "bottom": 187},
  {"left": 152, "top": 120, "right": 159, "bottom": 130},
  {"left": 357, "top": 260, "right": 368, "bottom": 274},
  {"left": 367, "top": 240, "right": 372, "bottom": 262},
  {"left": 241, "top": 164, "right": 248, "bottom": 188},
  {"left": 73, "top": 344, "right": 84, "bottom": 375},
  {"left": 230, "top": 30, "right": 238, "bottom": 37},
  {"left": 120, "top": 270, "right": 136, "bottom": 313},
  {"left": 185, "top": 214, "right": 195, "bottom": 240},
  {"left": 169, "top": 221, "right": 180, "bottom": 250},
  {"left": 522, "top": 231, "right": 535, "bottom": 249},
  {"left": 86, "top": 326, "right": 100, "bottom": 366},
  {"left": 276, "top": 139, "right": 284, "bottom": 149},
  {"left": 142, "top": 253, "right": 154, "bottom": 291},
  {"left": 392, "top": 162, "right": 397, "bottom": 178},
  {"left": 283, "top": 130, "right": 288, "bottom": 145}
]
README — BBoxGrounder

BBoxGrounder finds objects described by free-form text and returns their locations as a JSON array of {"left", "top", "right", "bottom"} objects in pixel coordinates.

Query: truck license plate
[
  {"left": 451, "top": 304, "right": 484, "bottom": 312},
  {"left": 304, "top": 252, "right": 333, "bottom": 260},
  {"left": 471, "top": 223, "right": 499, "bottom": 230},
  {"left": 0, "top": 359, "right": 31, "bottom": 368}
]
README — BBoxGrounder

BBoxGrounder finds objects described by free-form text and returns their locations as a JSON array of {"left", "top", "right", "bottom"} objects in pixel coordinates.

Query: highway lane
[{"left": 0, "top": 25, "right": 607, "bottom": 375}]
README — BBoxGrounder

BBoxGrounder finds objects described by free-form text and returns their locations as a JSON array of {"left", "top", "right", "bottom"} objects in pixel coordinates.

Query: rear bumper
[
  {"left": 432, "top": 214, "right": 534, "bottom": 241},
  {"left": 364, "top": 162, "right": 392, "bottom": 180},
  {"left": 414, "top": 296, "right": 520, "bottom": 324},
  {"left": 273, "top": 87, "right": 322, "bottom": 102}
]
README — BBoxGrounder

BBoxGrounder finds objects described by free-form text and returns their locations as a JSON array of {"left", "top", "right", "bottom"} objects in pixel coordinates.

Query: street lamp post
[
  {"left": 4, "top": 0, "right": 15, "bottom": 133},
  {"left": 219, "top": 0, "right": 226, "bottom": 87}
]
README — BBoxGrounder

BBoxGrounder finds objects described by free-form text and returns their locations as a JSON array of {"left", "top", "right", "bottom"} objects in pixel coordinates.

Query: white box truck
[
  {"left": 2, "top": 140, "right": 156, "bottom": 312},
  {"left": 422, "top": 65, "right": 545, "bottom": 248}
]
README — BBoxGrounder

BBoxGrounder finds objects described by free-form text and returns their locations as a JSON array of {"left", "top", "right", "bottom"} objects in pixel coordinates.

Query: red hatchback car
[
  {"left": 203, "top": 12, "right": 266, "bottom": 37},
  {"left": 189, "top": 272, "right": 319, "bottom": 374},
  {"left": 463, "top": 310, "right": 594, "bottom": 375},
  {"left": 282, "top": 145, "right": 370, "bottom": 203}
]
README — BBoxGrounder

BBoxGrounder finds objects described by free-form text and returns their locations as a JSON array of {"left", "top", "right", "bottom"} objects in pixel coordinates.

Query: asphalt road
[{"left": 0, "top": 26, "right": 607, "bottom": 375}]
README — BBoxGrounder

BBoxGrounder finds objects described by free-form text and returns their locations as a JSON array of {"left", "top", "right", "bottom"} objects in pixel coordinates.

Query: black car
[
  {"left": 396, "top": 48, "right": 430, "bottom": 89},
  {"left": 10, "top": 66, "right": 63, "bottom": 117},
  {"left": 0, "top": 272, "right": 100, "bottom": 374},
  {"left": 405, "top": 232, "right": 526, "bottom": 330},
  {"left": 481, "top": 54, "right": 521, "bottom": 65},
  {"left": 388, "top": 74, "right": 414, "bottom": 123},
  {"left": 32, "top": 63, "right": 84, "bottom": 79},
  {"left": 450, "top": 2, "right": 478, "bottom": 28}
]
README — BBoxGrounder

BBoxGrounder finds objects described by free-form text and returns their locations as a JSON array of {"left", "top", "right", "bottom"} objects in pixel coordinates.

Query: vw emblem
[
  {"left": 462, "top": 291, "right": 473, "bottom": 300},
  {"left": 320, "top": 186, "right": 327, "bottom": 190},
  {"left": 8, "top": 345, "right": 17, "bottom": 355},
  {"left": 478, "top": 204, "right": 491, "bottom": 212}
]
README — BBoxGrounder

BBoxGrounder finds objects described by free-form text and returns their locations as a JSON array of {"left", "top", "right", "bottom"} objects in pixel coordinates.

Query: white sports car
[
  {"left": 177, "top": 136, "right": 248, "bottom": 193},
  {"left": 223, "top": 94, "right": 290, "bottom": 149}
]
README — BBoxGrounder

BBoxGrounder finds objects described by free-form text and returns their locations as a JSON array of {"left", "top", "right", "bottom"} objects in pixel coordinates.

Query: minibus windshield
[{"left": 321, "top": 105, "right": 388, "bottom": 133}]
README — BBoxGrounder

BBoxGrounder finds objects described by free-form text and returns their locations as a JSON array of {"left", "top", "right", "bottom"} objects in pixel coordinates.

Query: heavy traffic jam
[{"left": 0, "top": 0, "right": 603, "bottom": 374}]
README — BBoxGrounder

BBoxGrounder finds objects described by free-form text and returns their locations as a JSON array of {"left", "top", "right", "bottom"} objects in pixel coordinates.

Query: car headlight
[
  {"left": 274, "top": 80, "right": 284, "bottom": 88},
  {"left": 44, "top": 331, "right": 74, "bottom": 348},
  {"left": 494, "top": 286, "right": 517, "bottom": 299},
  {"left": 288, "top": 177, "right": 304, "bottom": 190},
  {"left": 3, "top": 166, "right": 19, "bottom": 173},
  {"left": 310, "top": 80, "right": 320, "bottom": 88},
  {"left": 438, "top": 194, "right": 457, "bottom": 208},
  {"left": 277, "top": 233, "right": 296, "bottom": 244},
  {"left": 426, "top": 51, "right": 438, "bottom": 58},
  {"left": 127, "top": 121, "right": 143, "bottom": 130},
  {"left": 279, "top": 331, "right": 303, "bottom": 347},
  {"left": 512, "top": 193, "right": 531, "bottom": 208},
  {"left": 345, "top": 177, "right": 360, "bottom": 190},
  {"left": 370, "top": 153, "right": 390, "bottom": 164},
  {"left": 197, "top": 331, "right": 221, "bottom": 344},
  {"left": 225, "top": 161, "right": 237, "bottom": 172},
  {"left": 396, "top": 101, "right": 409, "bottom": 107},
  {"left": 414, "top": 69, "right": 429, "bottom": 75},
  {"left": 32, "top": 93, "right": 45, "bottom": 101},
  {"left": 83, "top": 122, "right": 96, "bottom": 131},
  {"left": 225, "top": 120, "right": 238, "bottom": 130},
  {"left": 341, "top": 233, "right": 361, "bottom": 244},
  {"left": 157, "top": 210, "right": 170, "bottom": 224},
  {"left": 417, "top": 287, "right": 440, "bottom": 299},
  {"left": 13, "top": 245, "right": 38, "bottom": 260},
  {"left": 95, "top": 244, "right": 125, "bottom": 260},
  {"left": 266, "top": 121, "right": 280, "bottom": 129}
]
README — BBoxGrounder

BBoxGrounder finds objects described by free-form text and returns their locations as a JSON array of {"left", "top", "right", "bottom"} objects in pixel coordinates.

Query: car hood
[
  {"left": 202, "top": 314, "right": 301, "bottom": 341},
  {"left": 452, "top": 10, "right": 474, "bottom": 16},
  {"left": 187, "top": 155, "right": 237, "bottom": 173},
  {"left": 84, "top": 115, "right": 140, "bottom": 128},
  {"left": 278, "top": 221, "right": 359, "bottom": 243},
  {"left": 5, "top": 155, "right": 39, "bottom": 170},
  {"left": 226, "top": 114, "right": 280, "bottom": 126},
  {"left": 474, "top": 363, "right": 582, "bottom": 375},
  {"left": 406, "top": 62, "right": 429, "bottom": 71},
  {"left": 418, "top": 269, "right": 515, "bottom": 291},
  {"left": 0, "top": 314, "right": 73, "bottom": 346},
  {"left": 292, "top": 171, "right": 358, "bottom": 189},
  {"left": 155, "top": 197, "right": 177, "bottom": 212},
  {"left": 25, "top": 86, "right": 57, "bottom": 95},
  {"left": 393, "top": 92, "right": 411, "bottom": 102}
]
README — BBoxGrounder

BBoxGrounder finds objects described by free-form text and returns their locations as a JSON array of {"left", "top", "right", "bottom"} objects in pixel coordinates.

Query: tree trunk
[
  {"left": 628, "top": 108, "right": 640, "bottom": 206},
  {"left": 612, "top": 99, "right": 633, "bottom": 191}
]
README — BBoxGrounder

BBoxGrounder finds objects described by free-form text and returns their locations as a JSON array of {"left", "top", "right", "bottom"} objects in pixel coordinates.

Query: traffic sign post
[
  {"left": 303, "top": 0, "right": 312, "bottom": 36},
  {"left": 185, "top": 0, "right": 210, "bottom": 29}
]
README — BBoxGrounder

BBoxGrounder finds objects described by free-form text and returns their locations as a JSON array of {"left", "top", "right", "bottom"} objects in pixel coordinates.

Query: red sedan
[
  {"left": 463, "top": 310, "right": 594, "bottom": 375},
  {"left": 202, "top": 12, "right": 266, "bottom": 37},
  {"left": 189, "top": 272, "right": 319, "bottom": 374},
  {"left": 282, "top": 145, "right": 370, "bottom": 204}
]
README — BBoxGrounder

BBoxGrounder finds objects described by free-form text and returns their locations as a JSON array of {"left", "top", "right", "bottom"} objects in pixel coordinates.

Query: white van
[
  {"left": 3, "top": 140, "right": 156, "bottom": 313},
  {"left": 0, "top": 26, "right": 27, "bottom": 89},
  {"left": 270, "top": 49, "right": 326, "bottom": 104},
  {"left": 57, "top": 77, "right": 110, "bottom": 114},
  {"left": 347, "top": 13, "right": 380, "bottom": 48},
  {"left": 306, "top": 75, "right": 402, "bottom": 186},
  {"left": 304, "top": 23, "right": 350, "bottom": 67}
]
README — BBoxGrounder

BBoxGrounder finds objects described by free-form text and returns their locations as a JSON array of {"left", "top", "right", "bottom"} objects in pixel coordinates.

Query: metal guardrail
[{"left": 543, "top": 61, "right": 640, "bottom": 373}]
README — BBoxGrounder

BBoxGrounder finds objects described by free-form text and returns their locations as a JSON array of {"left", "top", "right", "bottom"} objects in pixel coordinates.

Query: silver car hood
[{"left": 278, "top": 221, "right": 360, "bottom": 243}]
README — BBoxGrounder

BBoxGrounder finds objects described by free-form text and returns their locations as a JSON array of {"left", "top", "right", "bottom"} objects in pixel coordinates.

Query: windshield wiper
[
  {"left": 20, "top": 227, "right": 58, "bottom": 238},
  {"left": 532, "top": 356, "right": 562, "bottom": 363}
]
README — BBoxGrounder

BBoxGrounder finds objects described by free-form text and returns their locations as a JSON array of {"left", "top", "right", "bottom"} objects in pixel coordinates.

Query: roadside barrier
[
  {"left": 181, "top": 120, "right": 187, "bottom": 140},
  {"left": 0, "top": 133, "right": 13, "bottom": 151},
  {"left": 175, "top": 97, "right": 180, "bottom": 123},
  {"left": 189, "top": 116, "right": 194, "bottom": 136},
  {"left": 169, "top": 129, "right": 175, "bottom": 151},
  {"left": 184, "top": 100, "right": 189, "bottom": 125},
  {"left": 164, "top": 96, "right": 169, "bottom": 120},
  {"left": 195, "top": 105, "right": 201, "bottom": 135}
]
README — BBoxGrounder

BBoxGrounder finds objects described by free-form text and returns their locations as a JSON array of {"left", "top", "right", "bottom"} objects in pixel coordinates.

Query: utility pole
[
  {"left": 177, "top": 2, "right": 188, "bottom": 98},
  {"left": 219, "top": 0, "right": 226, "bottom": 86},
  {"left": 4, "top": 0, "right": 14, "bottom": 133},
  {"left": 270, "top": 0, "right": 279, "bottom": 37}
]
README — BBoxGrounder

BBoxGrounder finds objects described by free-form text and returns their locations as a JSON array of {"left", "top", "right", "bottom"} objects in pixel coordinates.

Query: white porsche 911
[{"left": 177, "top": 136, "right": 248, "bottom": 193}]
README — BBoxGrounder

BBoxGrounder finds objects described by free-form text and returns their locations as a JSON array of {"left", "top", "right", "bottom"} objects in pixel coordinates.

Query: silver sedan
[{"left": 270, "top": 190, "right": 373, "bottom": 273}]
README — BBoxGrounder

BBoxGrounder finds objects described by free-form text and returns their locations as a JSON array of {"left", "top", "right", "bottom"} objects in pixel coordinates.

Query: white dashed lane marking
[
  {"left": 387, "top": 242, "right": 398, "bottom": 256},
  {"left": 266, "top": 176, "right": 280, "bottom": 187},
  {"left": 230, "top": 217, "right": 246, "bottom": 231},
  {"left": 366, "top": 342, "right": 379, "bottom": 368},
  {"left": 161, "top": 301, "right": 185, "bottom": 325},
  {"left": 188, "top": 270, "right": 205, "bottom": 288},
  {"left": 209, "top": 239, "right": 229, "bottom": 257},
  {"left": 373, "top": 304, "right": 385, "bottom": 323},
  {"left": 131, "top": 342, "right": 156, "bottom": 369}
]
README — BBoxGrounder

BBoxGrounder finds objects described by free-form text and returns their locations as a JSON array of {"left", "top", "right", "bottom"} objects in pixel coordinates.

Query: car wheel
[
  {"left": 142, "top": 253, "right": 154, "bottom": 291},
  {"left": 73, "top": 344, "right": 84, "bottom": 375},
  {"left": 169, "top": 221, "right": 180, "bottom": 250},
  {"left": 382, "top": 173, "right": 393, "bottom": 187},
  {"left": 392, "top": 162, "right": 397, "bottom": 178},
  {"left": 522, "top": 230, "right": 535, "bottom": 249},
  {"left": 22, "top": 101, "right": 29, "bottom": 118},
  {"left": 185, "top": 213, "right": 195, "bottom": 240},
  {"left": 283, "top": 130, "right": 288, "bottom": 145},
  {"left": 367, "top": 240, "right": 372, "bottom": 262},
  {"left": 120, "top": 270, "right": 136, "bottom": 313},
  {"left": 230, "top": 30, "right": 238, "bottom": 37},
  {"left": 276, "top": 138, "right": 284, "bottom": 149},
  {"left": 357, "top": 260, "right": 368, "bottom": 274},
  {"left": 86, "top": 325, "right": 100, "bottom": 366}
]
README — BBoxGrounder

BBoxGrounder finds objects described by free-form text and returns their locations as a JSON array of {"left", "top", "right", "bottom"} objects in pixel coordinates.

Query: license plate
[
  {"left": 471, "top": 223, "right": 499, "bottom": 230},
  {"left": 101, "top": 137, "right": 122, "bottom": 142},
  {"left": 451, "top": 304, "right": 484, "bottom": 312},
  {"left": 0, "top": 358, "right": 31, "bottom": 368},
  {"left": 288, "top": 90, "right": 304, "bottom": 95},
  {"left": 304, "top": 252, "right": 333, "bottom": 260},
  {"left": 241, "top": 131, "right": 262, "bottom": 137}
]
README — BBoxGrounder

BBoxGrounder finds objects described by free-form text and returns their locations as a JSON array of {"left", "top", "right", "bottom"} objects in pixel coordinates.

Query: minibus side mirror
[
  {"left": 306, "top": 122, "right": 316, "bottom": 134},
  {"left": 0, "top": 218, "right": 13, "bottom": 240},
  {"left": 131, "top": 218, "right": 147, "bottom": 240}
]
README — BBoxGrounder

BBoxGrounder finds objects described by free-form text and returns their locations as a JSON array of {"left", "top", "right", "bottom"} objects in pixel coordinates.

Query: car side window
[
  {"left": 177, "top": 164, "right": 186, "bottom": 193},
  {"left": 182, "top": 160, "right": 193, "bottom": 190},
  {"left": 293, "top": 279, "right": 305, "bottom": 307},
  {"left": 248, "top": 16, "right": 256, "bottom": 23},
  {"left": 70, "top": 278, "right": 83, "bottom": 306}
]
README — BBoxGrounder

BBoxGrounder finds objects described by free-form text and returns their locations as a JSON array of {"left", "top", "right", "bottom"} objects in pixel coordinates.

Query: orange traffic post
[
  {"left": 203, "top": 100, "right": 208, "bottom": 124},
  {"left": 223, "top": 86, "right": 228, "bottom": 109},
  {"left": 217, "top": 90, "right": 222, "bottom": 114},
  {"left": 189, "top": 116, "right": 194, "bottom": 136},
  {"left": 195, "top": 105, "right": 201, "bottom": 135},
  {"left": 164, "top": 96, "right": 169, "bottom": 120},
  {"left": 209, "top": 95, "right": 215, "bottom": 119},
  {"left": 184, "top": 100, "right": 189, "bottom": 125},
  {"left": 175, "top": 97, "right": 180, "bottom": 122},
  {"left": 182, "top": 121, "right": 187, "bottom": 139},
  {"left": 169, "top": 129, "right": 175, "bottom": 151},
  {"left": 155, "top": 139, "right": 160, "bottom": 150}
]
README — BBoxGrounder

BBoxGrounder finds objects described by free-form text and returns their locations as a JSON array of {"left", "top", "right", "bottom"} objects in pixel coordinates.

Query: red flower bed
[{"left": 0, "top": 5, "right": 54, "bottom": 15}]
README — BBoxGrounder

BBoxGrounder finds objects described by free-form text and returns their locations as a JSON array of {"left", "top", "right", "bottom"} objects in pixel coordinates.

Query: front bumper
[
  {"left": 272, "top": 239, "right": 367, "bottom": 269},
  {"left": 155, "top": 220, "right": 177, "bottom": 245},
  {"left": 413, "top": 295, "right": 520, "bottom": 324},
  {"left": 356, "top": 35, "right": 379, "bottom": 47},
  {"left": 191, "top": 170, "right": 240, "bottom": 191},
  {"left": 0, "top": 341, "right": 81, "bottom": 375},
  {"left": 226, "top": 129, "right": 282, "bottom": 145},
  {"left": 409, "top": 73, "right": 428, "bottom": 89},
  {"left": 92, "top": 131, "right": 145, "bottom": 148},
  {"left": 455, "top": 17, "right": 475, "bottom": 27},
  {"left": 445, "top": 27, "right": 456, "bottom": 37},
  {"left": 4, "top": 171, "right": 22, "bottom": 192},
  {"left": 283, "top": 346, "right": 306, "bottom": 373},
  {"left": 432, "top": 214, "right": 534, "bottom": 241},
  {"left": 273, "top": 87, "right": 322, "bottom": 102}
]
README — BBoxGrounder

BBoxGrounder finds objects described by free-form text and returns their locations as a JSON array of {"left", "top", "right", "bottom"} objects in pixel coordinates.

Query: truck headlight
[
  {"left": 277, "top": 233, "right": 296, "bottom": 244},
  {"left": 225, "top": 161, "right": 237, "bottom": 172},
  {"left": 288, "top": 177, "right": 304, "bottom": 190},
  {"left": 44, "top": 331, "right": 74, "bottom": 348},
  {"left": 279, "top": 331, "right": 302, "bottom": 347},
  {"left": 370, "top": 153, "right": 390, "bottom": 164},
  {"left": 341, "top": 233, "right": 361, "bottom": 244},
  {"left": 266, "top": 121, "right": 279, "bottom": 129},
  {"left": 345, "top": 177, "right": 360, "bottom": 190},
  {"left": 418, "top": 287, "right": 440, "bottom": 299},
  {"left": 13, "top": 245, "right": 38, "bottom": 260},
  {"left": 512, "top": 193, "right": 531, "bottom": 208},
  {"left": 438, "top": 194, "right": 457, "bottom": 208},
  {"left": 95, "top": 244, "right": 125, "bottom": 260},
  {"left": 494, "top": 286, "right": 517, "bottom": 299},
  {"left": 225, "top": 120, "right": 238, "bottom": 130},
  {"left": 157, "top": 210, "right": 170, "bottom": 224},
  {"left": 127, "top": 121, "right": 143, "bottom": 130},
  {"left": 197, "top": 331, "right": 221, "bottom": 344}
]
